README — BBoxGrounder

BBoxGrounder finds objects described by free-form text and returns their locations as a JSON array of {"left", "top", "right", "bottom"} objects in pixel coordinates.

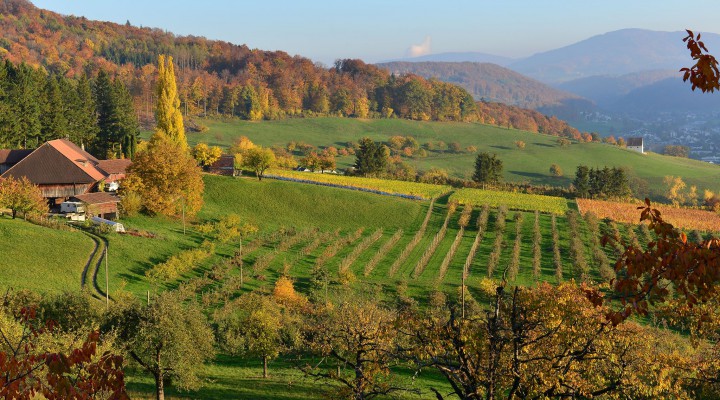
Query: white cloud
[{"left": 407, "top": 36, "right": 431, "bottom": 57}]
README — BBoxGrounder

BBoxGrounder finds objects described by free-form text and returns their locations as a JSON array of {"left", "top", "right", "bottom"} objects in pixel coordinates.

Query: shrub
[
  {"left": 120, "top": 191, "right": 142, "bottom": 217},
  {"left": 550, "top": 164, "right": 563, "bottom": 177}
]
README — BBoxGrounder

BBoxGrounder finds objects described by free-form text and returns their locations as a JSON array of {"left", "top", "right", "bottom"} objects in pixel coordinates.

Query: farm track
[
  {"left": 79, "top": 229, "right": 99, "bottom": 291},
  {"left": 78, "top": 229, "right": 108, "bottom": 301}
]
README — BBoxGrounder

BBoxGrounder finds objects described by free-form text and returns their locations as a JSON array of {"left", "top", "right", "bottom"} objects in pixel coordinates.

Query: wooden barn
[
  {"left": 207, "top": 154, "right": 237, "bottom": 176},
  {"left": 0, "top": 139, "right": 130, "bottom": 206},
  {"left": 70, "top": 192, "right": 121, "bottom": 220}
]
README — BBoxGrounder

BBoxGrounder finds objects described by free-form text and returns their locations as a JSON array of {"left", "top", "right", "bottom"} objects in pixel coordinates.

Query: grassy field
[
  {"left": 0, "top": 173, "right": 687, "bottom": 399},
  {"left": 0, "top": 216, "right": 95, "bottom": 293},
  {"left": 165, "top": 117, "right": 720, "bottom": 197},
  {"left": 266, "top": 168, "right": 452, "bottom": 199}
]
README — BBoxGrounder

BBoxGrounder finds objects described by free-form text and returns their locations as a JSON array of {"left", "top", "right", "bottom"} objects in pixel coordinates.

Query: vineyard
[
  {"left": 577, "top": 198, "right": 720, "bottom": 232},
  {"left": 266, "top": 169, "right": 452, "bottom": 199},
  {"left": 449, "top": 187, "right": 569, "bottom": 215},
  {"left": 80, "top": 175, "right": 715, "bottom": 304}
]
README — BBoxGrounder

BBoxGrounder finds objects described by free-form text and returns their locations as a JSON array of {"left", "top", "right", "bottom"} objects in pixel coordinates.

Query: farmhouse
[
  {"left": 626, "top": 137, "right": 644, "bottom": 153},
  {"left": 0, "top": 139, "right": 131, "bottom": 208}
]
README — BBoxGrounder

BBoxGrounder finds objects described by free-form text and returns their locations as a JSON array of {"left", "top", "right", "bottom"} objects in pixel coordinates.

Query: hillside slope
[
  {"left": 377, "top": 61, "right": 592, "bottom": 110},
  {"left": 187, "top": 117, "right": 720, "bottom": 197},
  {"left": 0, "top": 0, "right": 475, "bottom": 123}
]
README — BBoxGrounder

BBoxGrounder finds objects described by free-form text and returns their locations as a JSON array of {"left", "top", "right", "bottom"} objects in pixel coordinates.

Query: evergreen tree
[
  {"left": 154, "top": 54, "right": 186, "bottom": 149},
  {"left": 472, "top": 152, "right": 503, "bottom": 185},
  {"left": 65, "top": 75, "right": 99, "bottom": 149},
  {"left": 112, "top": 78, "right": 139, "bottom": 158},
  {"left": 239, "top": 85, "right": 262, "bottom": 120},
  {"left": 40, "top": 75, "right": 68, "bottom": 141},
  {"left": 0, "top": 60, "right": 11, "bottom": 147},
  {"left": 7, "top": 62, "right": 42, "bottom": 148},
  {"left": 574, "top": 165, "right": 590, "bottom": 198},
  {"left": 94, "top": 71, "right": 139, "bottom": 158},
  {"left": 354, "top": 137, "right": 388, "bottom": 176},
  {"left": 219, "top": 86, "right": 237, "bottom": 117},
  {"left": 93, "top": 70, "right": 116, "bottom": 157}
]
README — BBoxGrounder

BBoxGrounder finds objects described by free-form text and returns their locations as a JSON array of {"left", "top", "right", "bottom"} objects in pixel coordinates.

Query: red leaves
[
  {"left": 681, "top": 30, "right": 720, "bottom": 93},
  {"left": 597, "top": 199, "right": 720, "bottom": 325},
  {"left": 0, "top": 310, "right": 128, "bottom": 400}
]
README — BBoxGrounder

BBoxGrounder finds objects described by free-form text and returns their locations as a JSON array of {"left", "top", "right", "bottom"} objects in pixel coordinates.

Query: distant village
[{"left": 580, "top": 110, "right": 720, "bottom": 163}]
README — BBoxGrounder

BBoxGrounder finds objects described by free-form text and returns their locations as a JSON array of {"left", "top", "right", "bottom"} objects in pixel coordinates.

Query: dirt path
[{"left": 78, "top": 230, "right": 109, "bottom": 301}]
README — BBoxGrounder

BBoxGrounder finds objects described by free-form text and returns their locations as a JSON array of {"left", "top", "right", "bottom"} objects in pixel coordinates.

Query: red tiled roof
[
  {"left": 97, "top": 159, "right": 132, "bottom": 175},
  {"left": 1, "top": 139, "right": 106, "bottom": 184},
  {"left": 210, "top": 155, "right": 234, "bottom": 169},
  {"left": 71, "top": 192, "right": 121, "bottom": 205}
]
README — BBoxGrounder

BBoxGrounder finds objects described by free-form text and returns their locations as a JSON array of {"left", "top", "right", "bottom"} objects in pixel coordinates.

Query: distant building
[
  {"left": 208, "top": 155, "right": 238, "bottom": 176},
  {"left": 626, "top": 137, "right": 644, "bottom": 153}
]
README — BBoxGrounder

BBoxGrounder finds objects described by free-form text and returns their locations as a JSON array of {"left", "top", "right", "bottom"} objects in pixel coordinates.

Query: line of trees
[
  {"left": 573, "top": 165, "right": 631, "bottom": 199},
  {"left": 0, "top": 60, "right": 139, "bottom": 158}
]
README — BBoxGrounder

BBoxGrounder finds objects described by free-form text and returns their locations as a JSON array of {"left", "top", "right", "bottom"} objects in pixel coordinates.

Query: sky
[{"left": 31, "top": 0, "right": 720, "bottom": 65}]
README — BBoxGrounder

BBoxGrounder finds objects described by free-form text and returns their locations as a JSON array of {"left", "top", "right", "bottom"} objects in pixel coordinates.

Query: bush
[
  {"left": 550, "top": 164, "right": 563, "bottom": 177},
  {"left": 120, "top": 191, "right": 142, "bottom": 217}
]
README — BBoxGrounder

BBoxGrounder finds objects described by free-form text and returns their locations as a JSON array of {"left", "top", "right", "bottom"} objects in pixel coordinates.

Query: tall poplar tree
[{"left": 153, "top": 55, "right": 186, "bottom": 150}]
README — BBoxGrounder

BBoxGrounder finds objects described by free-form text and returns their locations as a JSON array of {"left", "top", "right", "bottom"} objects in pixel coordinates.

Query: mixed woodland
[{"left": 0, "top": 0, "right": 589, "bottom": 156}]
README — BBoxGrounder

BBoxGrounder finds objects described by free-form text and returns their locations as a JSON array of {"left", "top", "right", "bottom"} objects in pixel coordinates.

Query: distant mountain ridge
[
  {"left": 510, "top": 28, "right": 720, "bottom": 84},
  {"left": 556, "top": 69, "right": 680, "bottom": 107},
  {"left": 376, "top": 61, "right": 591, "bottom": 111},
  {"left": 380, "top": 52, "right": 514, "bottom": 66}
]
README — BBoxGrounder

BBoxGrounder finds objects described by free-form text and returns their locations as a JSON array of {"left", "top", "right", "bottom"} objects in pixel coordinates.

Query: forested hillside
[
  {"left": 0, "top": 0, "right": 478, "bottom": 124},
  {"left": 377, "top": 61, "right": 588, "bottom": 110},
  {"left": 0, "top": 0, "right": 591, "bottom": 149}
]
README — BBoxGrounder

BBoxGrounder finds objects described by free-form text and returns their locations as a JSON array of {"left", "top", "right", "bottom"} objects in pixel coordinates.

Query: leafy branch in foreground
[{"left": 597, "top": 198, "right": 720, "bottom": 325}]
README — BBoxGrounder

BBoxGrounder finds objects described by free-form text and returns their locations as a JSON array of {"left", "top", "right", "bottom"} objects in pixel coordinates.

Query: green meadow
[{"left": 166, "top": 117, "right": 720, "bottom": 197}]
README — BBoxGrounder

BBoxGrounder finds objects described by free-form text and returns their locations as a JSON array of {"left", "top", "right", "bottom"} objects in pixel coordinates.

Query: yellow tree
[
  {"left": 0, "top": 176, "right": 46, "bottom": 219},
  {"left": 123, "top": 140, "right": 204, "bottom": 217},
  {"left": 663, "top": 175, "right": 687, "bottom": 206},
  {"left": 153, "top": 55, "right": 187, "bottom": 150},
  {"left": 192, "top": 143, "right": 223, "bottom": 167}
]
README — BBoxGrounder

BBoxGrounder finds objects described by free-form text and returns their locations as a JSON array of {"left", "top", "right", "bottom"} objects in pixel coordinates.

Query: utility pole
[
  {"left": 182, "top": 197, "right": 186, "bottom": 235},
  {"left": 105, "top": 246, "right": 109, "bottom": 309},
  {"left": 238, "top": 240, "right": 243, "bottom": 288},
  {"left": 462, "top": 267, "right": 466, "bottom": 320}
]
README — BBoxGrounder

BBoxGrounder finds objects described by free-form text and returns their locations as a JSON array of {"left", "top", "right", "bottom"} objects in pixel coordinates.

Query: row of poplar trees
[{"left": 0, "top": 60, "right": 139, "bottom": 159}]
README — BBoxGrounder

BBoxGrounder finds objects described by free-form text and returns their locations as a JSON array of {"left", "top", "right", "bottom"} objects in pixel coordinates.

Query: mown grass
[
  {"left": 0, "top": 216, "right": 94, "bottom": 293},
  {"left": 166, "top": 117, "right": 720, "bottom": 197}
]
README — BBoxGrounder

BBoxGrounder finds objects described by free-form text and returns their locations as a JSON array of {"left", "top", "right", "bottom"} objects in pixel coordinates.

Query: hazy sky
[{"left": 32, "top": 0, "right": 720, "bottom": 65}]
